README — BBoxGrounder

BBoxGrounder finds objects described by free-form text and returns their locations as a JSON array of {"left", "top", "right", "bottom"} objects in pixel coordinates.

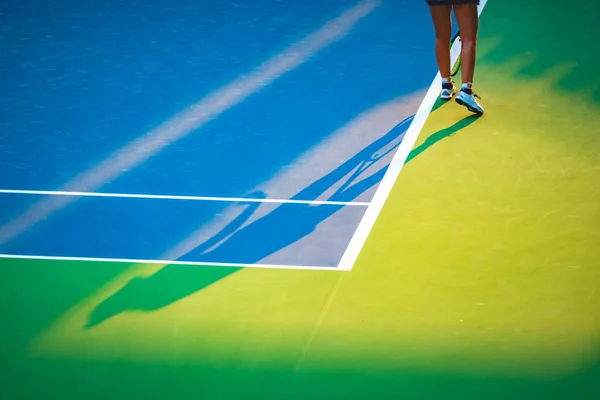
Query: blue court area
[{"left": 0, "top": 0, "right": 437, "bottom": 268}]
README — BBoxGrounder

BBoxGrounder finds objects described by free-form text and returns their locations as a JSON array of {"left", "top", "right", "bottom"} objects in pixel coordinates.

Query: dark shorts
[{"left": 426, "top": 0, "right": 479, "bottom": 5}]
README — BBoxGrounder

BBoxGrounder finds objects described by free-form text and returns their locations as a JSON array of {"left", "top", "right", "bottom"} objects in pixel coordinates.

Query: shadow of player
[{"left": 87, "top": 114, "right": 478, "bottom": 328}]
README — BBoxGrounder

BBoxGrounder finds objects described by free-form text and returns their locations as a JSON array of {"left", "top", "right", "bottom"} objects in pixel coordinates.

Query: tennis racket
[{"left": 450, "top": 31, "right": 461, "bottom": 77}]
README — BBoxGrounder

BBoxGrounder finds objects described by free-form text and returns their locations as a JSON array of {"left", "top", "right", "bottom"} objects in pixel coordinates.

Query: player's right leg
[{"left": 453, "top": 1, "right": 484, "bottom": 115}]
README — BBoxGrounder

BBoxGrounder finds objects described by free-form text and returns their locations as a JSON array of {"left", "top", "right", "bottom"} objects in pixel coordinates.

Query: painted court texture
[{"left": 0, "top": 0, "right": 599, "bottom": 398}]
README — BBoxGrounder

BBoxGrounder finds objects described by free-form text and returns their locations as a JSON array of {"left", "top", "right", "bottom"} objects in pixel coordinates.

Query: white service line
[
  {"left": 337, "top": 0, "right": 490, "bottom": 271},
  {"left": 0, "top": 254, "right": 336, "bottom": 271},
  {"left": 0, "top": 189, "right": 369, "bottom": 207}
]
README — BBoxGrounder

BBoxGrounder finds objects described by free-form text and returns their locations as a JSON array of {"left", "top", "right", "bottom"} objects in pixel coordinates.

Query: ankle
[{"left": 461, "top": 83, "right": 473, "bottom": 94}]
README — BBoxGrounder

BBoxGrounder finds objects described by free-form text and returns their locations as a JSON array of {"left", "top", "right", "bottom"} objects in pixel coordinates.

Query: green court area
[{"left": 1, "top": 0, "right": 599, "bottom": 398}]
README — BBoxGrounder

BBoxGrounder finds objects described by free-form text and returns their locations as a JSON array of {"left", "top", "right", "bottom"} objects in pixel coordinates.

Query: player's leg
[
  {"left": 427, "top": 2, "right": 455, "bottom": 100},
  {"left": 453, "top": 1, "right": 484, "bottom": 114}
]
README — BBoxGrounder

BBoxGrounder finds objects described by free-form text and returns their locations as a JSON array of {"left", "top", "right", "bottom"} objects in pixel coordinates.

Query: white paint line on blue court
[
  {"left": 0, "top": 189, "right": 369, "bottom": 207},
  {"left": 337, "top": 0, "right": 490, "bottom": 271}
]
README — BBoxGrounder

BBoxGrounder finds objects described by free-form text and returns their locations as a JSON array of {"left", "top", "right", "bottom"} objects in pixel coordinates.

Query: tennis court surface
[{"left": 1, "top": 0, "right": 598, "bottom": 398}]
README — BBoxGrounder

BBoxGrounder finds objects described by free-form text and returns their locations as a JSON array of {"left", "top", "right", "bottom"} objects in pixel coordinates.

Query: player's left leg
[{"left": 427, "top": 2, "right": 456, "bottom": 100}]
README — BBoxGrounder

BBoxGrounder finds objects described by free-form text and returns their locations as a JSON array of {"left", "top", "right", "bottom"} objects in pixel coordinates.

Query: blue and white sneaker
[
  {"left": 440, "top": 80, "right": 456, "bottom": 101},
  {"left": 455, "top": 86, "right": 484, "bottom": 115}
]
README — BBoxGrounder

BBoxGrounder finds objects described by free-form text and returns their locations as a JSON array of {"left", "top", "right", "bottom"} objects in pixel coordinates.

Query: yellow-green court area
[{"left": 1, "top": 0, "right": 599, "bottom": 398}]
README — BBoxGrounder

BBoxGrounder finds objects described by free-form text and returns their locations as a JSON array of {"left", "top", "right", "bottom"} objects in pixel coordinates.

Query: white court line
[
  {"left": 0, "top": 0, "right": 381, "bottom": 246},
  {"left": 0, "top": 254, "right": 336, "bottom": 271},
  {"left": 0, "top": 189, "right": 369, "bottom": 207},
  {"left": 337, "top": 0, "right": 489, "bottom": 271}
]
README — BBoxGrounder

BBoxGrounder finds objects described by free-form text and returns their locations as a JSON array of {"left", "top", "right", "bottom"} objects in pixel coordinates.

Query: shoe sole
[{"left": 455, "top": 97, "right": 484, "bottom": 115}]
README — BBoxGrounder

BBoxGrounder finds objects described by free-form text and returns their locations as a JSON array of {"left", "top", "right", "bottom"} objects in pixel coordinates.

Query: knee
[
  {"left": 435, "top": 36, "right": 451, "bottom": 49},
  {"left": 461, "top": 37, "right": 477, "bottom": 49},
  {"left": 435, "top": 34, "right": 451, "bottom": 43}
]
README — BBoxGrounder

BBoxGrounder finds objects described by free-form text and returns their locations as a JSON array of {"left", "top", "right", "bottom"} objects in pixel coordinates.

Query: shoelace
[{"left": 462, "top": 89, "right": 481, "bottom": 100}]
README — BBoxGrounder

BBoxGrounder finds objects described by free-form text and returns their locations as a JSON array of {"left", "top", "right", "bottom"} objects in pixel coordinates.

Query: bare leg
[
  {"left": 428, "top": 5, "right": 453, "bottom": 80},
  {"left": 453, "top": 3, "right": 479, "bottom": 87}
]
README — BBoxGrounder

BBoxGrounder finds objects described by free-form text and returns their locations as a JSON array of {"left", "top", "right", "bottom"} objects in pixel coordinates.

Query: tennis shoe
[
  {"left": 440, "top": 80, "right": 456, "bottom": 101},
  {"left": 455, "top": 86, "right": 484, "bottom": 115}
]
